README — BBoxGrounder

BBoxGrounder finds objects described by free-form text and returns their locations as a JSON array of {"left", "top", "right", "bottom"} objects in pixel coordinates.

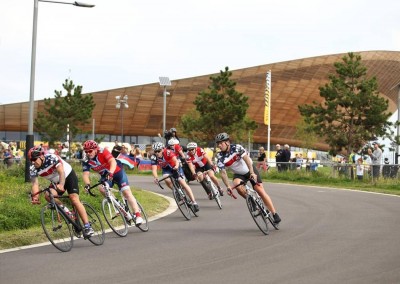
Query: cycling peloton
[
  {"left": 151, "top": 142, "right": 199, "bottom": 212},
  {"left": 81, "top": 140, "right": 143, "bottom": 226},
  {"left": 28, "top": 145, "right": 95, "bottom": 237},
  {"left": 186, "top": 142, "right": 224, "bottom": 199},
  {"left": 215, "top": 133, "right": 281, "bottom": 224}
]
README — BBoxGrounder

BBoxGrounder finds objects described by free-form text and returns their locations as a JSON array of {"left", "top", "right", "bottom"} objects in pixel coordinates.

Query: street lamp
[
  {"left": 25, "top": 0, "right": 94, "bottom": 182},
  {"left": 116, "top": 95, "right": 129, "bottom": 142},
  {"left": 159, "top": 77, "right": 171, "bottom": 136}
]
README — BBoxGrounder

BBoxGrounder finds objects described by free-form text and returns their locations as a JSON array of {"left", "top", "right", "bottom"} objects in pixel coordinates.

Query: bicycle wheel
[
  {"left": 172, "top": 186, "right": 191, "bottom": 220},
  {"left": 126, "top": 200, "right": 149, "bottom": 232},
  {"left": 186, "top": 195, "right": 199, "bottom": 217},
  {"left": 246, "top": 195, "right": 269, "bottom": 235},
  {"left": 101, "top": 198, "right": 128, "bottom": 237},
  {"left": 82, "top": 202, "right": 105, "bottom": 245},
  {"left": 40, "top": 204, "right": 73, "bottom": 252},
  {"left": 209, "top": 181, "right": 222, "bottom": 210}
]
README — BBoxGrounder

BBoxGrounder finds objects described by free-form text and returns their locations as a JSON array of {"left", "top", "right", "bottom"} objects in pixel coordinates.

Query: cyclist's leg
[
  {"left": 176, "top": 167, "right": 197, "bottom": 203},
  {"left": 251, "top": 166, "right": 277, "bottom": 214},
  {"left": 232, "top": 174, "right": 247, "bottom": 198},
  {"left": 65, "top": 170, "right": 90, "bottom": 225},
  {"left": 114, "top": 170, "right": 140, "bottom": 214},
  {"left": 162, "top": 168, "right": 174, "bottom": 189}
]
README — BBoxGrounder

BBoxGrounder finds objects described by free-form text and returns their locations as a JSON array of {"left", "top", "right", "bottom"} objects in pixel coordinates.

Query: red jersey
[
  {"left": 82, "top": 147, "right": 122, "bottom": 175},
  {"left": 187, "top": 147, "right": 208, "bottom": 168},
  {"left": 150, "top": 148, "right": 178, "bottom": 169}
]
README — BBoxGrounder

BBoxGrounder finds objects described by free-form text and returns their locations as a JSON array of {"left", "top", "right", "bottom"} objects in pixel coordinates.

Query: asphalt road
[{"left": 1, "top": 176, "right": 400, "bottom": 284}]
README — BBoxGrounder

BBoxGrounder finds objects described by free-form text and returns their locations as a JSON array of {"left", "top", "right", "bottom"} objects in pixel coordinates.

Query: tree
[
  {"left": 179, "top": 67, "right": 257, "bottom": 145},
  {"left": 294, "top": 119, "right": 318, "bottom": 154},
  {"left": 298, "top": 52, "right": 392, "bottom": 157},
  {"left": 34, "top": 79, "right": 96, "bottom": 146}
]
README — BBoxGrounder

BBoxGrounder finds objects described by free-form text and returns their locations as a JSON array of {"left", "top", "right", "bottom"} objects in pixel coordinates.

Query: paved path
[{"left": 1, "top": 176, "right": 400, "bottom": 284}]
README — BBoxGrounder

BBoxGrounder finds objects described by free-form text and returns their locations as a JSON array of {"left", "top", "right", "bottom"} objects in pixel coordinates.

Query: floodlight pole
[
  {"left": 25, "top": 0, "right": 94, "bottom": 182},
  {"left": 116, "top": 95, "right": 128, "bottom": 142},
  {"left": 159, "top": 77, "right": 172, "bottom": 136}
]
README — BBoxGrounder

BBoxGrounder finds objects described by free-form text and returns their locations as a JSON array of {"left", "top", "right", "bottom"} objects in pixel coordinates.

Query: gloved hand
[
  {"left": 107, "top": 172, "right": 114, "bottom": 181},
  {"left": 84, "top": 184, "right": 91, "bottom": 193},
  {"left": 227, "top": 187, "right": 233, "bottom": 197},
  {"left": 154, "top": 177, "right": 159, "bottom": 184},
  {"left": 192, "top": 173, "right": 198, "bottom": 181},
  {"left": 31, "top": 194, "right": 40, "bottom": 205}
]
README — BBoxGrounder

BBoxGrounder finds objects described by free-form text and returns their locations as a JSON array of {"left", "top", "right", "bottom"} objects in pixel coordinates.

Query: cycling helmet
[
  {"left": 215, "top": 133, "right": 230, "bottom": 143},
  {"left": 28, "top": 145, "right": 44, "bottom": 161},
  {"left": 152, "top": 142, "right": 164, "bottom": 151},
  {"left": 168, "top": 138, "right": 180, "bottom": 146},
  {"left": 170, "top": 127, "right": 177, "bottom": 133},
  {"left": 83, "top": 140, "right": 98, "bottom": 151},
  {"left": 187, "top": 142, "right": 197, "bottom": 150}
]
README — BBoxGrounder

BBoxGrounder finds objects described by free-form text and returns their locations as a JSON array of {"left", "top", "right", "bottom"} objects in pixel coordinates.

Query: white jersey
[
  {"left": 30, "top": 153, "right": 72, "bottom": 183},
  {"left": 216, "top": 144, "right": 252, "bottom": 175}
]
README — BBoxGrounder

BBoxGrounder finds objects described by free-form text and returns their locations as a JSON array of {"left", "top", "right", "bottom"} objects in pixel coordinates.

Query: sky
[{"left": 1, "top": 0, "right": 399, "bottom": 105}]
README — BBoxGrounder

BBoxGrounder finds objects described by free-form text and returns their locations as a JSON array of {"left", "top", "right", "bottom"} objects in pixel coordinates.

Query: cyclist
[
  {"left": 215, "top": 133, "right": 281, "bottom": 224},
  {"left": 186, "top": 142, "right": 224, "bottom": 199},
  {"left": 28, "top": 145, "right": 95, "bottom": 237},
  {"left": 81, "top": 140, "right": 143, "bottom": 226},
  {"left": 151, "top": 142, "right": 199, "bottom": 212}
]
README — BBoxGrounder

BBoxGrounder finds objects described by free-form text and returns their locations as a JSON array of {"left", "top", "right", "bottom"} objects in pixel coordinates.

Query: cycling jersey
[
  {"left": 150, "top": 148, "right": 178, "bottom": 169},
  {"left": 216, "top": 144, "right": 252, "bottom": 175},
  {"left": 82, "top": 147, "right": 122, "bottom": 176},
  {"left": 30, "top": 153, "right": 72, "bottom": 183},
  {"left": 187, "top": 147, "right": 208, "bottom": 168}
]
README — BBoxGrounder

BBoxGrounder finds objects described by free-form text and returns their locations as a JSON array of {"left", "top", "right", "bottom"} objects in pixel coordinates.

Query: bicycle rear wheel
[
  {"left": 101, "top": 198, "right": 128, "bottom": 237},
  {"left": 41, "top": 204, "right": 73, "bottom": 252},
  {"left": 172, "top": 186, "right": 191, "bottom": 220},
  {"left": 209, "top": 182, "right": 222, "bottom": 210},
  {"left": 82, "top": 202, "right": 105, "bottom": 245},
  {"left": 246, "top": 195, "right": 269, "bottom": 235}
]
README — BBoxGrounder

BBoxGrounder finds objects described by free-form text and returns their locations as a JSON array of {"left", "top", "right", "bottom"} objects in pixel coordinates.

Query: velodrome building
[{"left": 1, "top": 50, "right": 399, "bottom": 151}]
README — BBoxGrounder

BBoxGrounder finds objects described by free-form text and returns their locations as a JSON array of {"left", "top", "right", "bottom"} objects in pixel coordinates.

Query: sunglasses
[
  {"left": 154, "top": 150, "right": 162, "bottom": 154},
  {"left": 30, "top": 157, "right": 40, "bottom": 162},
  {"left": 85, "top": 149, "right": 94, "bottom": 154},
  {"left": 189, "top": 148, "right": 196, "bottom": 152}
]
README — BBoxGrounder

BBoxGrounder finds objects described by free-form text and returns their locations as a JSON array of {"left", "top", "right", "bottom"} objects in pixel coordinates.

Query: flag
[
  {"left": 117, "top": 154, "right": 137, "bottom": 169},
  {"left": 264, "top": 70, "right": 271, "bottom": 125}
]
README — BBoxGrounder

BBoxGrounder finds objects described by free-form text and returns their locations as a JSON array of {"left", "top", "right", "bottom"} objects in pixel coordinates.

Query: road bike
[
  {"left": 229, "top": 179, "right": 279, "bottom": 235},
  {"left": 31, "top": 183, "right": 105, "bottom": 252},
  {"left": 199, "top": 170, "right": 222, "bottom": 209},
  {"left": 89, "top": 180, "right": 149, "bottom": 237},
  {"left": 156, "top": 173, "right": 199, "bottom": 220}
]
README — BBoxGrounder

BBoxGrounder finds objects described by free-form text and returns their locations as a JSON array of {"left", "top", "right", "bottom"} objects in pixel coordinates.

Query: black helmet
[
  {"left": 215, "top": 133, "right": 230, "bottom": 143},
  {"left": 170, "top": 127, "right": 177, "bottom": 133}
]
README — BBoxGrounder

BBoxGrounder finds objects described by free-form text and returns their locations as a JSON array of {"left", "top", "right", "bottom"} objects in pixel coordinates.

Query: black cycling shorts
[{"left": 56, "top": 169, "right": 80, "bottom": 195}]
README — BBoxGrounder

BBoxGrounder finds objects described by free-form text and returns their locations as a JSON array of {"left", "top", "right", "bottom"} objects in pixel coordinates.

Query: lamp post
[
  {"left": 116, "top": 95, "right": 129, "bottom": 142},
  {"left": 158, "top": 77, "right": 171, "bottom": 136},
  {"left": 25, "top": 0, "right": 95, "bottom": 182}
]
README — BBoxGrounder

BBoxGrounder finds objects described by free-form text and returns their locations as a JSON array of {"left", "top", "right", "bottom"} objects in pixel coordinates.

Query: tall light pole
[
  {"left": 159, "top": 77, "right": 171, "bottom": 136},
  {"left": 116, "top": 95, "right": 129, "bottom": 142},
  {"left": 25, "top": 0, "right": 94, "bottom": 182}
]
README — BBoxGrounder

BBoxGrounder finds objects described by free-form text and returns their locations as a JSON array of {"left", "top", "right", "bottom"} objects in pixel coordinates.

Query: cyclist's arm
[
  {"left": 151, "top": 164, "right": 159, "bottom": 179},
  {"left": 82, "top": 171, "right": 91, "bottom": 186},
  {"left": 219, "top": 169, "right": 231, "bottom": 188},
  {"left": 107, "top": 157, "right": 117, "bottom": 175},
  {"left": 31, "top": 176, "right": 40, "bottom": 196},
  {"left": 243, "top": 154, "right": 256, "bottom": 179},
  {"left": 56, "top": 162, "right": 66, "bottom": 191}
]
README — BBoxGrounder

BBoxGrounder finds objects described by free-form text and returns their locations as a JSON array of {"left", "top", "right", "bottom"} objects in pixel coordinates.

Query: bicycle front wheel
[
  {"left": 41, "top": 204, "right": 73, "bottom": 252},
  {"left": 209, "top": 182, "right": 222, "bottom": 210},
  {"left": 172, "top": 187, "right": 191, "bottom": 220},
  {"left": 82, "top": 202, "right": 105, "bottom": 245},
  {"left": 246, "top": 195, "right": 269, "bottom": 235},
  {"left": 101, "top": 198, "right": 128, "bottom": 237}
]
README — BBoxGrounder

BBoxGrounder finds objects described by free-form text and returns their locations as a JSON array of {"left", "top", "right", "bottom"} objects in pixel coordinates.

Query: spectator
[
  {"left": 257, "top": 146, "right": 268, "bottom": 172},
  {"left": 275, "top": 144, "right": 284, "bottom": 172},
  {"left": 310, "top": 158, "right": 318, "bottom": 171},
  {"left": 356, "top": 157, "right": 364, "bottom": 180},
  {"left": 368, "top": 143, "right": 382, "bottom": 178},
  {"left": 283, "top": 144, "right": 291, "bottom": 171},
  {"left": 296, "top": 153, "right": 303, "bottom": 170}
]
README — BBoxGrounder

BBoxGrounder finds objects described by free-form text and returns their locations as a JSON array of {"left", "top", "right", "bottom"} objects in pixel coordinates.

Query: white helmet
[
  {"left": 168, "top": 138, "right": 179, "bottom": 146},
  {"left": 152, "top": 142, "right": 164, "bottom": 151},
  {"left": 187, "top": 142, "right": 197, "bottom": 150}
]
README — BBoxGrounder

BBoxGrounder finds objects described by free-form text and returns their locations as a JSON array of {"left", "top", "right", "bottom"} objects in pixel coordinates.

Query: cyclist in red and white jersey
[
  {"left": 81, "top": 140, "right": 143, "bottom": 225},
  {"left": 186, "top": 142, "right": 224, "bottom": 199},
  {"left": 28, "top": 145, "right": 95, "bottom": 237},
  {"left": 215, "top": 133, "right": 281, "bottom": 224},
  {"left": 151, "top": 142, "right": 199, "bottom": 212}
]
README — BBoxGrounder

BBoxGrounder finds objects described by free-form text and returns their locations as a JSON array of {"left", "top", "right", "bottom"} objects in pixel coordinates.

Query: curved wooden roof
[{"left": 1, "top": 50, "right": 399, "bottom": 150}]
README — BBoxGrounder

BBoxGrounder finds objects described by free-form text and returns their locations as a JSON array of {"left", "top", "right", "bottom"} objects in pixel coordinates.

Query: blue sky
[{"left": 1, "top": 0, "right": 399, "bottom": 105}]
